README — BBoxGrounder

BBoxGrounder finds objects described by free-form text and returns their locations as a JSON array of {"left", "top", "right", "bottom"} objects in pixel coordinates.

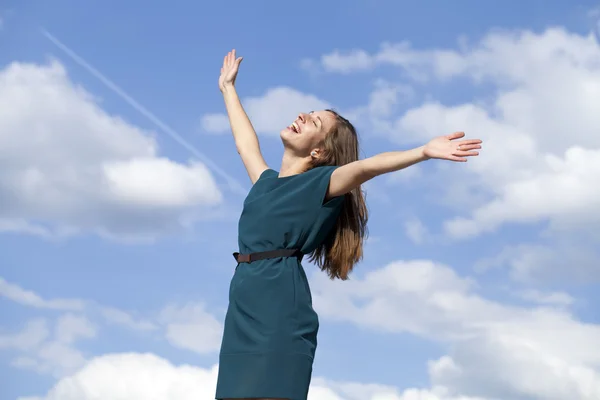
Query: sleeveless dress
[{"left": 215, "top": 166, "right": 344, "bottom": 400}]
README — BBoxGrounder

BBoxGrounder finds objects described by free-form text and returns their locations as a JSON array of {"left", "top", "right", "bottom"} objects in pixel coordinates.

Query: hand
[
  {"left": 219, "top": 49, "right": 243, "bottom": 92},
  {"left": 423, "top": 131, "right": 482, "bottom": 162}
]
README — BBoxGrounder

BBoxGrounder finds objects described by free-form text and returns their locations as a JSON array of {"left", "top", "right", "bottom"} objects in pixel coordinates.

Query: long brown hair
[{"left": 307, "top": 109, "right": 368, "bottom": 280}]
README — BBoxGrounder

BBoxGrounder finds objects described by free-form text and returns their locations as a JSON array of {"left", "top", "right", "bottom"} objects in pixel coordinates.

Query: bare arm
[
  {"left": 327, "top": 132, "right": 482, "bottom": 198},
  {"left": 219, "top": 50, "right": 268, "bottom": 184},
  {"left": 221, "top": 85, "right": 268, "bottom": 183},
  {"left": 328, "top": 147, "right": 428, "bottom": 198}
]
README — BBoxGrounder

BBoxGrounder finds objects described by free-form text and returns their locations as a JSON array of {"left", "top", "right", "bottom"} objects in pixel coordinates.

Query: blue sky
[{"left": 1, "top": 1, "right": 600, "bottom": 399}]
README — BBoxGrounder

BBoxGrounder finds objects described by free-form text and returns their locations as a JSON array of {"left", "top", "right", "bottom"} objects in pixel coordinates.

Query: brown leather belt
[{"left": 233, "top": 248, "right": 303, "bottom": 264}]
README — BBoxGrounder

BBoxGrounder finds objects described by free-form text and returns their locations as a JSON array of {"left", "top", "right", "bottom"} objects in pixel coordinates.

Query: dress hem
[{"left": 215, "top": 351, "right": 314, "bottom": 400}]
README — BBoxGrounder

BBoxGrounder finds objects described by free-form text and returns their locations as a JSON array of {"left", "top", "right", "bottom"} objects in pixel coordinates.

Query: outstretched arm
[
  {"left": 327, "top": 131, "right": 482, "bottom": 199},
  {"left": 219, "top": 50, "right": 268, "bottom": 183}
]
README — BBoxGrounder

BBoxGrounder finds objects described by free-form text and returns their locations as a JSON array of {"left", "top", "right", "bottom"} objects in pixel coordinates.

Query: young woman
[{"left": 215, "top": 50, "right": 482, "bottom": 400}]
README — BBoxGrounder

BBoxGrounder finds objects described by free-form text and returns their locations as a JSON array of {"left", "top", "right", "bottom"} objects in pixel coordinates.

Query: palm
[
  {"left": 423, "top": 132, "right": 482, "bottom": 162},
  {"left": 219, "top": 49, "right": 243, "bottom": 91}
]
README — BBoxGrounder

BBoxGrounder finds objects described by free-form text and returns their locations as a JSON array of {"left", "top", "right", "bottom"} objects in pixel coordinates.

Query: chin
[
  {"left": 280, "top": 126, "right": 296, "bottom": 143},
  {"left": 280, "top": 128, "right": 305, "bottom": 154}
]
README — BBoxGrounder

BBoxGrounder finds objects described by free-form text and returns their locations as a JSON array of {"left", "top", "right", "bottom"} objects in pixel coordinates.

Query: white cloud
[
  {"left": 305, "top": 42, "right": 466, "bottom": 81},
  {"left": 0, "top": 60, "right": 222, "bottom": 240},
  {"left": 54, "top": 314, "right": 95, "bottom": 344},
  {"left": 474, "top": 239, "right": 600, "bottom": 284},
  {"left": 0, "top": 276, "right": 224, "bottom": 360},
  {"left": 8, "top": 259, "right": 599, "bottom": 399},
  {"left": 20, "top": 352, "right": 488, "bottom": 400},
  {"left": 99, "top": 306, "right": 158, "bottom": 331},
  {"left": 344, "top": 79, "right": 414, "bottom": 135},
  {"left": 103, "top": 157, "right": 219, "bottom": 207},
  {"left": 0, "top": 314, "right": 95, "bottom": 377},
  {"left": 158, "top": 303, "right": 223, "bottom": 354},
  {"left": 0, "top": 319, "right": 49, "bottom": 351},
  {"left": 307, "top": 29, "right": 600, "bottom": 289},
  {"left": 199, "top": 113, "right": 230, "bottom": 134},
  {"left": 516, "top": 289, "right": 574, "bottom": 307},
  {"left": 201, "top": 86, "right": 330, "bottom": 135},
  {"left": 442, "top": 147, "right": 600, "bottom": 240},
  {"left": 311, "top": 260, "right": 600, "bottom": 400},
  {"left": 19, "top": 353, "right": 218, "bottom": 400},
  {"left": 0, "top": 277, "right": 84, "bottom": 311},
  {"left": 321, "top": 49, "right": 377, "bottom": 73},
  {"left": 404, "top": 217, "right": 428, "bottom": 245}
]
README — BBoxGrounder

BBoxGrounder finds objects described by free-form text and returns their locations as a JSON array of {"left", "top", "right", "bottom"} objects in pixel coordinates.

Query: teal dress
[{"left": 215, "top": 166, "right": 344, "bottom": 400}]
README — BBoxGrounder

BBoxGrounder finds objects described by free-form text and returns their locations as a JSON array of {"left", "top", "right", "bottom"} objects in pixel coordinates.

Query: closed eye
[{"left": 309, "top": 111, "right": 321, "bottom": 128}]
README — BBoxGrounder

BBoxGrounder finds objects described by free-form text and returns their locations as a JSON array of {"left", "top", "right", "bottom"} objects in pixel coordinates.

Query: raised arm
[
  {"left": 219, "top": 50, "right": 268, "bottom": 183},
  {"left": 327, "top": 131, "right": 482, "bottom": 198}
]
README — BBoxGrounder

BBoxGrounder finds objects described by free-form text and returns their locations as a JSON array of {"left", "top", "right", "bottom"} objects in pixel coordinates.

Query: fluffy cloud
[
  {"left": 515, "top": 289, "right": 574, "bottom": 307},
  {"left": 1, "top": 314, "right": 96, "bottom": 377},
  {"left": 311, "top": 260, "right": 600, "bottom": 400},
  {"left": 309, "top": 28, "right": 600, "bottom": 238},
  {"left": 475, "top": 240, "right": 600, "bottom": 284},
  {"left": 158, "top": 303, "right": 223, "bottom": 354},
  {"left": 19, "top": 353, "right": 218, "bottom": 400},
  {"left": 0, "top": 319, "right": 49, "bottom": 351},
  {"left": 306, "top": 28, "right": 600, "bottom": 284},
  {"left": 0, "top": 275, "right": 222, "bottom": 379},
  {"left": 20, "top": 353, "right": 487, "bottom": 400},
  {"left": 201, "top": 86, "right": 330, "bottom": 135},
  {"left": 7, "top": 258, "right": 599, "bottom": 399},
  {"left": 0, "top": 60, "right": 222, "bottom": 240}
]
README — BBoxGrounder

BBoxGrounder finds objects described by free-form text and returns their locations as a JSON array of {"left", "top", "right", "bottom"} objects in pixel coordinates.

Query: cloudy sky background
[{"left": 1, "top": 1, "right": 600, "bottom": 399}]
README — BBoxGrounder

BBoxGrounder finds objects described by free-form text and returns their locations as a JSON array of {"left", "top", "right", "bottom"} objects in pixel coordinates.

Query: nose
[{"left": 297, "top": 113, "right": 307, "bottom": 123}]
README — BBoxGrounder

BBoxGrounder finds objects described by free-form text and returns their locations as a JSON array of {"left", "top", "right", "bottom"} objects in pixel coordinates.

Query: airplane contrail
[{"left": 40, "top": 28, "right": 247, "bottom": 196}]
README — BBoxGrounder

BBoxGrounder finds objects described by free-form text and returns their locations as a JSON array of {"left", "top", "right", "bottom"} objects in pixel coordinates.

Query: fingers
[
  {"left": 445, "top": 134, "right": 483, "bottom": 162},
  {"left": 222, "top": 49, "right": 242, "bottom": 69},
  {"left": 457, "top": 144, "right": 481, "bottom": 151},
  {"left": 460, "top": 139, "right": 483, "bottom": 145},
  {"left": 457, "top": 150, "right": 479, "bottom": 157},
  {"left": 446, "top": 131, "right": 465, "bottom": 140},
  {"left": 453, "top": 147, "right": 479, "bottom": 157},
  {"left": 446, "top": 132, "right": 483, "bottom": 145}
]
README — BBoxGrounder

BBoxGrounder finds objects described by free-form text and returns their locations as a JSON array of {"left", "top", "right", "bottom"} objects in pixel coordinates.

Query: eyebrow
[{"left": 308, "top": 111, "right": 323, "bottom": 127}]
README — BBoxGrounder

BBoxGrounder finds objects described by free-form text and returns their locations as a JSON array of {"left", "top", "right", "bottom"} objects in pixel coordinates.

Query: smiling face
[{"left": 280, "top": 110, "right": 338, "bottom": 158}]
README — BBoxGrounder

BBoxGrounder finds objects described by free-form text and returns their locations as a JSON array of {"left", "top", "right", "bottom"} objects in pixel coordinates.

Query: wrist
[
  {"left": 417, "top": 145, "right": 431, "bottom": 161},
  {"left": 220, "top": 83, "right": 236, "bottom": 94}
]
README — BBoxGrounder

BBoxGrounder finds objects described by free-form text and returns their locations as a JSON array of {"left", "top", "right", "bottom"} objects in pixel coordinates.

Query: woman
[{"left": 215, "top": 50, "right": 482, "bottom": 400}]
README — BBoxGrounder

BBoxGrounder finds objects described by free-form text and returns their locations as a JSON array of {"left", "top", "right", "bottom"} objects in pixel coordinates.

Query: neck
[{"left": 279, "top": 149, "right": 311, "bottom": 178}]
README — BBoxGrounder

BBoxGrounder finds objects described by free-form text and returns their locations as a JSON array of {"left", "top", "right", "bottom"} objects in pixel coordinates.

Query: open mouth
[{"left": 289, "top": 121, "right": 301, "bottom": 134}]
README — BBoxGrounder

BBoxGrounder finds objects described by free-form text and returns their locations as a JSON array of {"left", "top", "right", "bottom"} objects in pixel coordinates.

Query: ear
[{"left": 310, "top": 149, "right": 319, "bottom": 159}]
